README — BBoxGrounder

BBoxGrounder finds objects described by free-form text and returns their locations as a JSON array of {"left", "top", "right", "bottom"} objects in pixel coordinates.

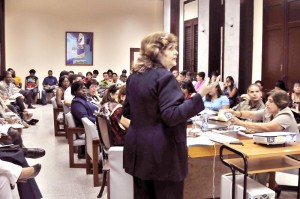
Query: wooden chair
[
  {"left": 62, "top": 102, "right": 71, "bottom": 138},
  {"left": 50, "top": 97, "right": 65, "bottom": 136},
  {"left": 96, "top": 115, "right": 112, "bottom": 199},
  {"left": 65, "top": 112, "right": 86, "bottom": 168},
  {"left": 81, "top": 117, "right": 101, "bottom": 187}
]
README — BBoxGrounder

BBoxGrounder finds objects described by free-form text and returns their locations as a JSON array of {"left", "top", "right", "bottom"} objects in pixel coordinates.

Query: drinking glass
[{"left": 224, "top": 112, "right": 233, "bottom": 131}]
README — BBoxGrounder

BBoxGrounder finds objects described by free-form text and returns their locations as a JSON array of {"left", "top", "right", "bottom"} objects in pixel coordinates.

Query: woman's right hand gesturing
[{"left": 198, "top": 75, "right": 221, "bottom": 97}]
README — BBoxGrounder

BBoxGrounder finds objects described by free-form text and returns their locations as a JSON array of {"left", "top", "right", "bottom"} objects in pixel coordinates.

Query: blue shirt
[
  {"left": 42, "top": 76, "right": 57, "bottom": 86},
  {"left": 202, "top": 95, "right": 230, "bottom": 111}
]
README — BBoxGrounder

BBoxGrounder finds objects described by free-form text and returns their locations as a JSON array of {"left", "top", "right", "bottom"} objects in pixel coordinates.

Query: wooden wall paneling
[
  {"left": 183, "top": 18, "right": 198, "bottom": 73},
  {"left": 0, "top": 0, "right": 5, "bottom": 74},
  {"left": 238, "top": 0, "right": 253, "bottom": 94},
  {"left": 286, "top": 0, "right": 300, "bottom": 90},
  {"left": 209, "top": 0, "right": 224, "bottom": 78},
  {"left": 262, "top": 0, "right": 285, "bottom": 90}
]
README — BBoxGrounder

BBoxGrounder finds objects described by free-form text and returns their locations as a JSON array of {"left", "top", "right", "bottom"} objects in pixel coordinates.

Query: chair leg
[
  {"left": 98, "top": 170, "right": 108, "bottom": 198},
  {"left": 69, "top": 143, "right": 74, "bottom": 168},
  {"left": 93, "top": 143, "right": 100, "bottom": 186},
  {"left": 86, "top": 154, "right": 92, "bottom": 175}
]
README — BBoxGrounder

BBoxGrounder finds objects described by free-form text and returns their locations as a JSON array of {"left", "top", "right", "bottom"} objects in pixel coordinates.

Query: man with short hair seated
[
  {"left": 41, "top": 70, "right": 58, "bottom": 105},
  {"left": 232, "top": 83, "right": 265, "bottom": 114}
]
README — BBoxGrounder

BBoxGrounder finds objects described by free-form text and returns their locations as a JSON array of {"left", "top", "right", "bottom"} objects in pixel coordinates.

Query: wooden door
[
  {"left": 262, "top": 0, "right": 300, "bottom": 91},
  {"left": 184, "top": 18, "right": 198, "bottom": 73},
  {"left": 262, "top": 0, "right": 285, "bottom": 91},
  {"left": 286, "top": 0, "right": 300, "bottom": 90}
]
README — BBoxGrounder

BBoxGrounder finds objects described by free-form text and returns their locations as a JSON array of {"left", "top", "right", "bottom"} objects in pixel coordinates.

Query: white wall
[
  {"left": 197, "top": 0, "right": 209, "bottom": 75},
  {"left": 252, "top": 0, "right": 263, "bottom": 82},
  {"left": 5, "top": 0, "right": 163, "bottom": 88},
  {"left": 223, "top": 0, "right": 240, "bottom": 84}
]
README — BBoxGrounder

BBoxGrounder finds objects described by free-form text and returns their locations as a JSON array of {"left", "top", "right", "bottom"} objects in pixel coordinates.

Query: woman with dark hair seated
[
  {"left": 203, "top": 84, "right": 230, "bottom": 111},
  {"left": 227, "top": 89, "right": 298, "bottom": 186},
  {"left": 71, "top": 81, "right": 99, "bottom": 127},
  {"left": 100, "top": 84, "right": 119, "bottom": 105},
  {"left": 86, "top": 79, "right": 101, "bottom": 106},
  {"left": 223, "top": 76, "right": 238, "bottom": 107},
  {"left": 109, "top": 85, "right": 129, "bottom": 146},
  {"left": 55, "top": 75, "right": 70, "bottom": 108},
  {"left": 180, "top": 80, "right": 196, "bottom": 100}
]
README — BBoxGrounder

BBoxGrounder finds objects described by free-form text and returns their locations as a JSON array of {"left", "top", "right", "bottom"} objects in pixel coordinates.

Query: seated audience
[
  {"left": 229, "top": 89, "right": 298, "bottom": 133},
  {"left": 178, "top": 70, "right": 187, "bottom": 83},
  {"left": 92, "top": 69, "right": 99, "bottom": 79},
  {"left": 64, "top": 74, "right": 83, "bottom": 107},
  {"left": 7, "top": 68, "right": 22, "bottom": 89},
  {"left": 223, "top": 76, "right": 238, "bottom": 107},
  {"left": 228, "top": 89, "right": 298, "bottom": 186},
  {"left": 203, "top": 84, "right": 229, "bottom": 111},
  {"left": 112, "top": 73, "right": 123, "bottom": 85},
  {"left": 194, "top": 72, "right": 205, "bottom": 92},
  {"left": 180, "top": 80, "right": 196, "bottom": 100},
  {"left": 83, "top": 71, "right": 92, "bottom": 83},
  {"left": 289, "top": 81, "right": 300, "bottom": 111},
  {"left": 100, "top": 84, "right": 119, "bottom": 107},
  {"left": 274, "top": 79, "right": 288, "bottom": 92},
  {"left": 41, "top": 70, "right": 57, "bottom": 105},
  {"left": 25, "top": 69, "right": 39, "bottom": 104},
  {"left": 0, "top": 160, "right": 41, "bottom": 199},
  {"left": 55, "top": 75, "right": 70, "bottom": 108},
  {"left": 107, "top": 69, "right": 113, "bottom": 77},
  {"left": 86, "top": 79, "right": 101, "bottom": 106},
  {"left": 100, "top": 72, "right": 109, "bottom": 84},
  {"left": 232, "top": 84, "right": 265, "bottom": 122},
  {"left": 289, "top": 81, "right": 300, "bottom": 123},
  {"left": 186, "top": 71, "right": 196, "bottom": 85},
  {"left": 0, "top": 71, "right": 36, "bottom": 114},
  {"left": 71, "top": 81, "right": 99, "bottom": 127},
  {"left": 109, "top": 85, "right": 129, "bottom": 146},
  {"left": 210, "top": 71, "right": 219, "bottom": 83},
  {"left": 171, "top": 69, "right": 179, "bottom": 79},
  {"left": 119, "top": 69, "right": 128, "bottom": 83}
]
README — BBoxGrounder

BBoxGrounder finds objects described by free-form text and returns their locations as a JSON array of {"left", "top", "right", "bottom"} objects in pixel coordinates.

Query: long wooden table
[
  {"left": 220, "top": 140, "right": 300, "bottom": 199},
  {"left": 184, "top": 129, "right": 248, "bottom": 199}
]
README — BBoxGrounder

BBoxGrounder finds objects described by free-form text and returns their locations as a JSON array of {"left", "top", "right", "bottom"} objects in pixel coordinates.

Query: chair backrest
[
  {"left": 96, "top": 115, "right": 112, "bottom": 152},
  {"left": 62, "top": 102, "right": 71, "bottom": 114},
  {"left": 82, "top": 117, "right": 99, "bottom": 157},
  {"left": 51, "top": 96, "right": 58, "bottom": 108},
  {"left": 65, "top": 112, "right": 76, "bottom": 128}
]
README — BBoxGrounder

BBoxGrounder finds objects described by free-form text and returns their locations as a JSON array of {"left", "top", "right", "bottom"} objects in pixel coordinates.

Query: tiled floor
[
  {"left": 12, "top": 104, "right": 105, "bottom": 199},
  {"left": 11, "top": 104, "right": 297, "bottom": 199}
]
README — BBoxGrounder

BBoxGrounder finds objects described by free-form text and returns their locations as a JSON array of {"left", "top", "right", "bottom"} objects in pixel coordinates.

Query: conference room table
[
  {"left": 184, "top": 120, "right": 300, "bottom": 199},
  {"left": 183, "top": 121, "right": 249, "bottom": 199}
]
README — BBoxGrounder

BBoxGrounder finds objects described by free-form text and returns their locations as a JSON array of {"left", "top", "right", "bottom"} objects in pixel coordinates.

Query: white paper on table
[
  {"left": 0, "top": 125, "right": 12, "bottom": 135},
  {"left": 10, "top": 93, "right": 23, "bottom": 99},
  {"left": 237, "top": 131, "right": 253, "bottom": 138},
  {"left": 187, "top": 136, "right": 214, "bottom": 146},
  {"left": 10, "top": 124, "right": 24, "bottom": 129},
  {"left": 199, "top": 109, "right": 217, "bottom": 115}
]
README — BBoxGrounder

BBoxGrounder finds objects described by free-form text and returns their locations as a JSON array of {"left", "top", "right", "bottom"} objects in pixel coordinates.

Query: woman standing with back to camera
[{"left": 122, "top": 32, "right": 216, "bottom": 199}]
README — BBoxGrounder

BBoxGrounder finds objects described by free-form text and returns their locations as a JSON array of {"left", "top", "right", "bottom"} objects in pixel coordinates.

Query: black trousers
[
  {"left": 133, "top": 176, "right": 184, "bottom": 199},
  {"left": 0, "top": 149, "right": 42, "bottom": 199}
]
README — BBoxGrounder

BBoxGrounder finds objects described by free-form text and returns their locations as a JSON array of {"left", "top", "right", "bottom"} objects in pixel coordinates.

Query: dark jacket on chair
[{"left": 122, "top": 66, "right": 205, "bottom": 182}]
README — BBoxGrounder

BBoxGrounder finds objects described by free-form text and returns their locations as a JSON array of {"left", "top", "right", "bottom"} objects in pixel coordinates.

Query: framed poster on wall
[{"left": 65, "top": 32, "right": 93, "bottom": 65}]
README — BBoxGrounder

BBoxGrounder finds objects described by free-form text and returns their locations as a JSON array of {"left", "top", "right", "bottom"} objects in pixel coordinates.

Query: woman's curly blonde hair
[{"left": 131, "top": 32, "right": 178, "bottom": 73}]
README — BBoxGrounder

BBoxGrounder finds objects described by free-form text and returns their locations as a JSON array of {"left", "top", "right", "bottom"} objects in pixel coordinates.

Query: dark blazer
[
  {"left": 122, "top": 67, "right": 205, "bottom": 182},
  {"left": 71, "top": 96, "right": 98, "bottom": 127}
]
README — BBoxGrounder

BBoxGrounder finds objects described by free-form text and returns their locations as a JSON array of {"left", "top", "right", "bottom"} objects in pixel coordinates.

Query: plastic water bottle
[{"left": 202, "top": 112, "right": 209, "bottom": 131}]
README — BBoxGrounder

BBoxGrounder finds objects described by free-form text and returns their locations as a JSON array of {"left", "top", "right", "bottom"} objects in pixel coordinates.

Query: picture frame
[{"left": 65, "top": 32, "right": 93, "bottom": 66}]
